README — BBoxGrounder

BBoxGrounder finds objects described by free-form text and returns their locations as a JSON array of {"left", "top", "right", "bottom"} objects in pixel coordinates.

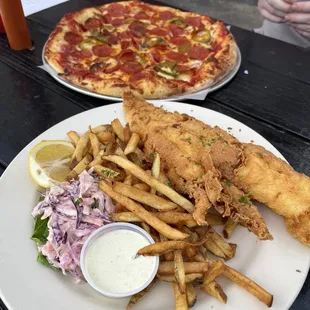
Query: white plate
[
  {"left": 41, "top": 43, "right": 241, "bottom": 102},
  {"left": 0, "top": 102, "right": 309, "bottom": 310}
]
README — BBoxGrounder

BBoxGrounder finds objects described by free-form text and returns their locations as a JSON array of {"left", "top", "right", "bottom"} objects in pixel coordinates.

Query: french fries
[
  {"left": 111, "top": 118, "right": 124, "bottom": 141},
  {"left": 138, "top": 238, "right": 207, "bottom": 256},
  {"left": 89, "top": 150, "right": 104, "bottom": 167},
  {"left": 201, "top": 281, "right": 227, "bottom": 304},
  {"left": 173, "top": 283, "right": 188, "bottom": 310},
  {"left": 151, "top": 152, "right": 160, "bottom": 195},
  {"left": 97, "top": 131, "right": 115, "bottom": 144},
  {"left": 123, "top": 123, "right": 131, "bottom": 144},
  {"left": 174, "top": 250, "right": 186, "bottom": 294},
  {"left": 111, "top": 212, "right": 198, "bottom": 228},
  {"left": 186, "top": 283, "right": 197, "bottom": 308},
  {"left": 99, "top": 181, "right": 189, "bottom": 240},
  {"left": 124, "top": 132, "right": 140, "bottom": 155},
  {"left": 133, "top": 183, "right": 151, "bottom": 192},
  {"left": 223, "top": 218, "right": 238, "bottom": 239},
  {"left": 67, "top": 130, "right": 80, "bottom": 146},
  {"left": 202, "top": 261, "right": 225, "bottom": 286},
  {"left": 157, "top": 273, "right": 203, "bottom": 283},
  {"left": 67, "top": 153, "right": 92, "bottom": 180},
  {"left": 113, "top": 182, "right": 178, "bottom": 211},
  {"left": 127, "top": 279, "right": 157, "bottom": 310},
  {"left": 141, "top": 222, "right": 151, "bottom": 234},
  {"left": 89, "top": 130, "right": 101, "bottom": 158},
  {"left": 159, "top": 234, "right": 174, "bottom": 261},
  {"left": 158, "top": 262, "right": 209, "bottom": 275},
  {"left": 71, "top": 132, "right": 89, "bottom": 165},
  {"left": 223, "top": 265, "right": 273, "bottom": 307},
  {"left": 103, "top": 155, "right": 194, "bottom": 213}
]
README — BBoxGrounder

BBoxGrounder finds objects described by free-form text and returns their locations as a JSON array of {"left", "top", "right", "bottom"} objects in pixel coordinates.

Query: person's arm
[
  {"left": 258, "top": 0, "right": 292, "bottom": 22},
  {"left": 285, "top": 2, "right": 310, "bottom": 38}
]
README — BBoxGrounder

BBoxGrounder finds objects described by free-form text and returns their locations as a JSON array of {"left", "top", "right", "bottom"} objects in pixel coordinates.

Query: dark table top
[{"left": 0, "top": 0, "right": 309, "bottom": 309}]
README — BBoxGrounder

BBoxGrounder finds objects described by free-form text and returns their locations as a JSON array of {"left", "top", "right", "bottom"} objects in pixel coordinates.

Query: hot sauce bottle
[{"left": 0, "top": 0, "right": 32, "bottom": 50}]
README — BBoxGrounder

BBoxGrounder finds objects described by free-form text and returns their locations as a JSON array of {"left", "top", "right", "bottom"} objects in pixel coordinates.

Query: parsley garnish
[
  {"left": 227, "top": 127, "right": 232, "bottom": 130},
  {"left": 207, "top": 138, "right": 216, "bottom": 146},
  {"left": 199, "top": 135, "right": 206, "bottom": 147},
  {"left": 75, "top": 198, "right": 83, "bottom": 206},
  {"left": 149, "top": 153, "right": 156, "bottom": 159},
  {"left": 185, "top": 137, "right": 191, "bottom": 143},
  {"left": 216, "top": 134, "right": 223, "bottom": 140},
  {"left": 296, "top": 269, "right": 301, "bottom": 273},
  {"left": 91, "top": 198, "right": 99, "bottom": 209},
  {"left": 225, "top": 180, "right": 232, "bottom": 187},
  {"left": 38, "top": 196, "right": 44, "bottom": 202},
  {"left": 195, "top": 162, "right": 201, "bottom": 166},
  {"left": 239, "top": 193, "right": 251, "bottom": 205},
  {"left": 167, "top": 180, "right": 172, "bottom": 188},
  {"left": 160, "top": 105, "right": 164, "bottom": 108},
  {"left": 257, "top": 152, "right": 263, "bottom": 158},
  {"left": 101, "top": 169, "right": 116, "bottom": 177}
]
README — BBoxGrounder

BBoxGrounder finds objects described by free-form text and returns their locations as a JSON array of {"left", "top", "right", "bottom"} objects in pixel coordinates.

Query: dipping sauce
[{"left": 85, "top": 229, "right": 157, "bottom": 294}]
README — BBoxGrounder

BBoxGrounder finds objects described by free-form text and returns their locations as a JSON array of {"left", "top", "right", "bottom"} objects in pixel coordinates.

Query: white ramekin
[{"left": 80, "top": 222, "right": 159, "bottom": 298}]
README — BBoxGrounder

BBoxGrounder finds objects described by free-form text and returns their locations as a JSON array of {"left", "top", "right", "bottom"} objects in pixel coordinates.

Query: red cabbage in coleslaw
[{"left": 32, "top": 169, "right": 115, "bottom": 280}]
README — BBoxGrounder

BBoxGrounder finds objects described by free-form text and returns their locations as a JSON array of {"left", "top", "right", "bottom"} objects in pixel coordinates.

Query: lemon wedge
[{"left": 28, "top": 140, "right": 74, "bottom": 188}]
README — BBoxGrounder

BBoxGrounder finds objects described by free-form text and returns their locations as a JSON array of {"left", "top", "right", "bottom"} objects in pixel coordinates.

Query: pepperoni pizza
[{"left": 44, "top": 1, "right": 238, "bottom": 98}]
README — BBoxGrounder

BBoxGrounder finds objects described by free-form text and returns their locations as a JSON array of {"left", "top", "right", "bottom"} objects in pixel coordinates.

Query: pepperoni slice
[
  {"left": 169, "top": 25, "right": 185, "bottom": 37},
  {"left": 107, "top": 3, "right": 125, "bottom": 17},
  {"left": 92, "top": 45, "right": 113, "bottom": 57},
  {"left": 102, "top": 14, "right": 112, "bottom": 24},
  {"left": 159, "top": 11, "right": 174, "bottom": 20},
  {"left": 118, "top": 31, "right": 131, "bottom": 40},
  {"left": 169, "top": 36, "right": 190, "bottom": 45},
  {"left": 129, "top": 72, "right": 149, "bottom": 83},
  {"left": 176, "top": 64, "right": 191, "bottom": 72},
  {"left": 129, "top": 21, "right": 146, "bottom": 38},
  {"left": 188, "top": 45, "right": 210, "bottom": 60},
  {"left": 120, "top": 62, "right": 143, "bottom": 74},
  {"left": 111, "top": 18, "right": 125, "bottom": 27},
  {"left": 149, "top": 28, "right": 168, "bottom": 36},
  {"left": 135, "top": 12, "right": 150, "bottom": 20},
  {"left": 150, "top": 50, "right": 161, "bottom": 63},
  {"left": 184, "top": 16, "right": 203, "bottom": 28},
  {"left": 68, "top": 20, "right": 84, "bottom": 33},
  {"left": 165, "top": 51, "right": 188, "bottom": 63},
  {"left": 118, "top": 49, "right": 136, "bottom": 63},
  {"left": 84, "top": 17, "right": 101, "bottom": 30},
  {"left": 121, "top": 40, "right": 131, "bottom": 50},
  {"left": 70, "top": 50, "right": 92, "bottom": 59},
  {"left": 64, "top": 32, "right": 83, "bottom": 45},
  {"left": 60, "top": 45, "right": 75, "bottom": 53},
  {"left": 108, "top": 33, "right": 119, "bottom": 45}
]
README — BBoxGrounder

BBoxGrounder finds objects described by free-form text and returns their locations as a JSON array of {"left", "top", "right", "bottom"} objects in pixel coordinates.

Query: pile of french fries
[{"left": 67, "top": 119, "right": 273, "bottom": 309}]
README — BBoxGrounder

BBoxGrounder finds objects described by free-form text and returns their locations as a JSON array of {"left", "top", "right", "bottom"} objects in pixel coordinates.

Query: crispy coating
[
  {"left": 123, "top": 92, "right": 310, "bottom": 246},
  {"left": 123, "top": 92, "right": 273, "bottom": 241}
]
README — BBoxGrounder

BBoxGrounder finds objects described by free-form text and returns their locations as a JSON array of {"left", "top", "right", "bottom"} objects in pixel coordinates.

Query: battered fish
[
  {"left": 123, "top": 91, "right": 310, "bottom": 246},
  {"left": 123, "top": 92, "right": 272, "bottom": 241}
]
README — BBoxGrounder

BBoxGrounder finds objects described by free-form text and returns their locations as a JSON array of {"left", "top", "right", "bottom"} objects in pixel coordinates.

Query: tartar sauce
[{"left": 85, "top": 229, "right": 156, "bottom": 294}]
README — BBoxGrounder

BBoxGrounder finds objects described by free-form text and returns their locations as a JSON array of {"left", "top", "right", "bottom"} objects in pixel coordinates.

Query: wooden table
[{"left": 0, "top": 1, "right": 309, "bottom": 309}]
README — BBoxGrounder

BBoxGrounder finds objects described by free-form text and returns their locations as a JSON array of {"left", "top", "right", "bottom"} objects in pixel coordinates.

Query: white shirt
[{"left": 255, "top": 0, "right": 310, "bottom": 48}]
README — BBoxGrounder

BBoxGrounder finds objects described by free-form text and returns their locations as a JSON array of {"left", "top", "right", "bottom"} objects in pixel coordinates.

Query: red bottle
[{"left": 0, "top": 0, "right": 32, "bottom": 50}]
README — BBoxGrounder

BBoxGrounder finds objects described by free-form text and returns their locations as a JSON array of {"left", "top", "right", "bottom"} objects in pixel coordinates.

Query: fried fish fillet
[
  {"left": 123, "top": 92, "right": 272, "bottom": 241},
  {"left": 123, "top": 91, "right": 310, "bottom": 246}
]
